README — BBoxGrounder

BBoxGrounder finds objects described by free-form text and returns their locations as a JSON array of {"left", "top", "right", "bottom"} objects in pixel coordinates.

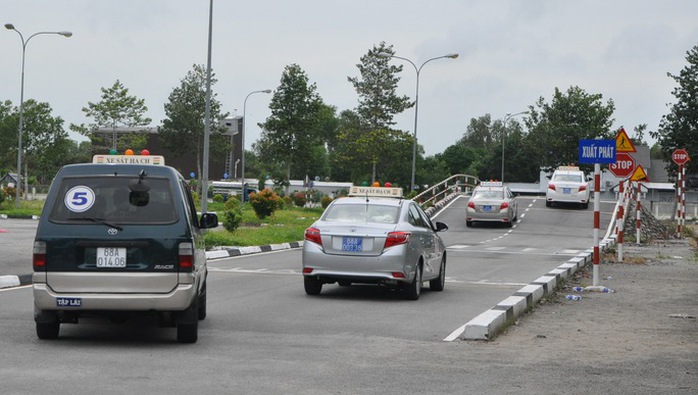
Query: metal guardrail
[{"left": 412, "top": 174, "right": 479, "bottom": 215}]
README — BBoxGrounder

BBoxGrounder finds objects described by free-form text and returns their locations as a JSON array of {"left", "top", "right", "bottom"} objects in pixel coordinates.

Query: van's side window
[{"left": 181, "top": 180, "right": 200, "bottom": 229}]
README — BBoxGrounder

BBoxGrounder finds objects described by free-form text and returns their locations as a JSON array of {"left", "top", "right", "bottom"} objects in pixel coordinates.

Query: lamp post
[
  {"left": 501, "top": 111, "right": 528, "bottom": 184},
  {"left": 5, "top": 23, "right": 72, "bottom": 208},
  {"left": 241, "top": 89, "right": 272, "bottom": 203},
  {"left": 378, "top": 51, "right": 458, "bottom": 192}
]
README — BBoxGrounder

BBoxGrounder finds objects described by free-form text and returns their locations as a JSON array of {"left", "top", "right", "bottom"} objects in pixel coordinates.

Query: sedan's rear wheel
[
  {"left": 429, "top": 257, "right": 446, "bottom": 292},
  {"left": 36, "top": 321, "right": 59, "bottom": 340},
  {"left": 404, "top": 264, "right": 422, "bottom": 300},
  {"left": 304, "top": 277, "right": 323, "bottom": 295}
]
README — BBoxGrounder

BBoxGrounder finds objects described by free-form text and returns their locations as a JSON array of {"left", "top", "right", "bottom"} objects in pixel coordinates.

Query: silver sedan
[
  {"left": 466, "top": 182, "right": 518, "bottom": 227},
  {"left": 302, "top": 190, "right": 448, "bottom": 300}
]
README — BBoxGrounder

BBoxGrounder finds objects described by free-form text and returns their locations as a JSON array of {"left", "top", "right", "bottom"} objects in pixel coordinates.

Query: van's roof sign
[{"left": 92, "top": 155, "right": 165, "bottom": 165}]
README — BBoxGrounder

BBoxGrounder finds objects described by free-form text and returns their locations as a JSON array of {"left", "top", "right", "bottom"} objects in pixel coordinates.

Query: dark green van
[{"left": 33, "top": 155, "right": 217, "bottom": 343}]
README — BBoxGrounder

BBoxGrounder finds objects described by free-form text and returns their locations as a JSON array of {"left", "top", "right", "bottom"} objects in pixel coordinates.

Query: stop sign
[
  {"left": 672, "top": 148, "right": 690, "bottom": 165},
  {"left": 608, "top": 152, "right": 635, "bottom": 178}
]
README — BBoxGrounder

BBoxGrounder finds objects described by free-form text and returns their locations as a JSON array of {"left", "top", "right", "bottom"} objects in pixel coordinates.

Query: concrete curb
[
  {"left": 460, "top": 238, "right": 615, "bottom": 340},
  {"left": 206, "top": 241, "right": 303, "bottom": 260}
]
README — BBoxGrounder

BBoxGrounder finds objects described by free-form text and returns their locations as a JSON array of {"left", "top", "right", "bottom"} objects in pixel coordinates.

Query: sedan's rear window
[
  {"left": 49, "top": 176, "right": 177, "bottom": 224},
  {"left": 323, "top": 203, "right": 399, "bottom": 224},
  {"left": 553, "top": 173, "right": 583, "bottom": 182}
]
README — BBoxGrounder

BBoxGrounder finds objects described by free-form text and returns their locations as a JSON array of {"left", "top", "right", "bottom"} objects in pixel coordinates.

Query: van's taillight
[
  {"left": 384, "top": 232, "right": 411, "bottom": 249},
  {"left": 305, "top": 227, "right": 322, "bottom": 246},
  {"left": 33, "top": 241, "right": 47, "bottom": 271},
  {"left": 179, "top": 242, "right": 194, "bottom": 269}
]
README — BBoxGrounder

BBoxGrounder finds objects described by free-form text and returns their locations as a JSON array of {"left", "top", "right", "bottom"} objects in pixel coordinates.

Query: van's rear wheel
[
  {"left": 197, "top": 284, "right": 207, "bottom": 321},
  {"left": 36, "top": 321, "right": 59, "bottom": 340},
  {"left": 177, "top": 300, "right": 199, "bottom": 343}
]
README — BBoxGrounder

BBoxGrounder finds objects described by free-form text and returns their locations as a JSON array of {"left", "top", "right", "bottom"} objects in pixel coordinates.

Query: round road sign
[
  {"left": 672, "top": 149, "right": 690, "bottom": 165},
  {"left": 608, "top": 152, "right": 635, "bottom": 178}
]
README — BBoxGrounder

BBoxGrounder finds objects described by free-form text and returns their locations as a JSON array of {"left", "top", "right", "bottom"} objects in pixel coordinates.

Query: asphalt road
[{"left": 0, "top": 196, "right": 619, "bottom": 393}]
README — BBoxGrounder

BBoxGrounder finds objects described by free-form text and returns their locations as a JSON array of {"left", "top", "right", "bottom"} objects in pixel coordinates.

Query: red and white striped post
[
  {"left": 636, "top": 181, "right": 642, "bottom": 244},
  {"left": 593, "top": 163, "right": 601, "bottom": 286},
  {"left": 616, "top": 179, "right": 625, "bottom": 262},
  {"left": 677, "top": 164, "right": 684, "bottom": 237}
]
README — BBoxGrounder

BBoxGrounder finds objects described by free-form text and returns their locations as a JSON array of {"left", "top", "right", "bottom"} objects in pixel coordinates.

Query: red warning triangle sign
[
  {"left": 615, "top": 127, "right": 636, "bottom": 153},
  {"left": 630, "top": 164, "right": 649, "bottom": 182}
]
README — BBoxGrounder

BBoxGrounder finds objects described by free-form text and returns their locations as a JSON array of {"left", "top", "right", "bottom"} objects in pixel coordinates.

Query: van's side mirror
[{"left": 200, "top": 212, "right": 218, "bottom": 229}]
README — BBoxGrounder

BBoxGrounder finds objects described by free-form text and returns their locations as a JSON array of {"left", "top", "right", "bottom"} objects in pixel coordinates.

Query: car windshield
[
  {"left": 49, "top": 176, "right": 177, "bottom": 224},
  {"left": 473, "top": 189, "right": 504, "bottom": 199},
  {"left": 323, "top": 203, "right": 399, "bottom": 224},
  {"left": 553, "top": 174, "right": 583, "bottom": 182}
]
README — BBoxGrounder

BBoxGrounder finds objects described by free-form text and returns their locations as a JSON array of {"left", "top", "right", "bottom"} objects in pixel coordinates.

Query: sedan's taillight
[
  {"left": 384, "top": 231, "right": 411, "bottom": 249},
  {"left": 579, "top": 184, "right": 587, "bottom": 191},
  {"left": 33, "top": 241, "right": 46, "bottom": 271},
  {"left": 305, "top": 227, "right": 322, "bottom": 246},
  {"left": 467, "top": 201, "right": 475, "bottom": 209},
  {"left": 548, "top": 183, "right": 556, "bottom": 191},
  {"left": 179, "top": 242, "right": 194, "bottom": 269},
  {"left": 500, "top": 202, "right": 510, "bottom": 210}
]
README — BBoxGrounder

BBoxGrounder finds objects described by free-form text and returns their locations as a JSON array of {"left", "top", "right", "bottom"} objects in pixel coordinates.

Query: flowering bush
[
  {"left": 249, "top": 188, "right": 283, "bottom": 219},
  {"left": 292, "top": 192, "right": 307, "bottom": 207}
]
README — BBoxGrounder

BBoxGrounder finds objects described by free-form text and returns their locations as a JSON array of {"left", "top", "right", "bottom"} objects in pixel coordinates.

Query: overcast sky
[{"left": 2, "top": 1, "right": 697, "bottom": 156}]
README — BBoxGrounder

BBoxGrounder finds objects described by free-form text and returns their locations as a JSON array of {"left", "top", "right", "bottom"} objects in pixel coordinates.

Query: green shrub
[
  {"left": 224, "top": 196, "right": 243, "bottom": 211},
  {"left": 222, "top": 208, "right": 243, "bottom": 232},
  {"left": 282, "top": 195, "right": 293, "bottom": 208},
  {"left": 292, "top": 192, "right": 307, "bottom": 207},
  {"left": 3, "top": 186, "right": 16, "bottom": 202},
  {"left": 191, "top": 191, "right": 201, "bottom": 206},
  {"left": 212, "top": 194, "right": 224, "bottom": 203},
  {"left": 249, "top": 188, "right": 283, "bottom": 219},
  {"left": 321, "top": 196, "right": 333, "bottom": 208}
]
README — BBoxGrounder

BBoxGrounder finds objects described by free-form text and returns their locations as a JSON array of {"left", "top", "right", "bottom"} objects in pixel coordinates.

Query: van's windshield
[{"left": 49, "top": 176, "right": 177, "bottom": 224}]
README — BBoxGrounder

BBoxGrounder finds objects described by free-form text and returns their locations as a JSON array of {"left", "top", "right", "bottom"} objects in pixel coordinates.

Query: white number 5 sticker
[{"left": 64, "top": 186, "right": 95, "bottom": 213}]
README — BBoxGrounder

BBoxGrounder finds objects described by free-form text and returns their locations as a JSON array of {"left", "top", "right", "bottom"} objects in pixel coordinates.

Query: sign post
[
  {"left": 579, "top": 139, "right": 616, "bottom": 287},
  {"left": 607, "top": 152, "right": 636, "bottom": 262},
  {"left": 672, "top": 149, "right": 691, "bottom": 237}
]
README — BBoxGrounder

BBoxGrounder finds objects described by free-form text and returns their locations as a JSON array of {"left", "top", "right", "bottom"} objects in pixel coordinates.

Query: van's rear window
[{"left": 50, "top": 176, "right": 177, "bottom": 224}]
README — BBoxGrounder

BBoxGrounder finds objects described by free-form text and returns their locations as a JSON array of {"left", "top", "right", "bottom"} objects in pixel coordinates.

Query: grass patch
[
  {"left": 205, "top": 205, "right": 323, "bottom": 247},
  {"left": 1, "top": 198, "right": 324, "bottom": 248}
]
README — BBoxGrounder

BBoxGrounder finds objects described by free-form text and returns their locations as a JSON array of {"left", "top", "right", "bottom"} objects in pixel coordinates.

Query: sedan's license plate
[
  {"left": 96, "top": 247, "right": 127, "bottom": 268},
  {"left": 342, "top": 237, "right": 363, "bottom": 252},
  {"left": 483, "top": 205, "right": 492, "bottom": 212},
  {"left": 563, "top": 188, "right": 571, "bottom": 194}
]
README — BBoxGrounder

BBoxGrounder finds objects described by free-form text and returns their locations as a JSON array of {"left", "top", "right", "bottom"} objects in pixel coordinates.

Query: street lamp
[
  {"left": 241, "top": 89, "right": 272, "bottom": 203},
  {"left": 501, "top": 111, "right": 528, "bottom": 184},
  {"left": 5, "top": 23, "right": 72, "bottom": 208},
  {"left": 377, "top": 51, "right": 458, "bottom": 192}
]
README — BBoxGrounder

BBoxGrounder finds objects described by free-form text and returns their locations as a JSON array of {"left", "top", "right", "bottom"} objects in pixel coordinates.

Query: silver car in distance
[{"left": 302, "top": 185, "right": 448, "bottom": 300}]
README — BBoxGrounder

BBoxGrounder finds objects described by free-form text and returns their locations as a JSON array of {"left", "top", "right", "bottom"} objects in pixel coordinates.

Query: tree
[
  {"left": 525, "top": 86, "right": 615, "bottom": 172},
  {"left": 340, "top": 42, "right": 416, "bottom": 185},
  {"left": 348, "top": 41, "right": 413, "bottom": 129},
  {"left": 74, "top": 80, "right": 152, "bottom": 152},
  {"left": 651, "top": 44, "right": 698, "bottom": 178},
  {"left": 159, "top": 64, "right": 229, "bottom": 195},
  {"left": 0, "top": 99, "right": 78, "bottom": 189},
  {"left": 259, "top": 64, "right": 326, "bottom": 186}
]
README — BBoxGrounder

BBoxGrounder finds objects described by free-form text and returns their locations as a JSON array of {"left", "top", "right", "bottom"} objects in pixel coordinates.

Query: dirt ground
[{"left": 454, "top": 231, "right": 698, "bottom": 394}]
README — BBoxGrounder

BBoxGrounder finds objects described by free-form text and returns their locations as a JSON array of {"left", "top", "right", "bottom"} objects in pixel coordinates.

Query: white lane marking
[
  {"left": 209, "top": 267, "right": 300, "bottom": 275},
  {"left": 444, "top": 324, "right": 466, "bottom": 342},
  {"left": 0, "top": 284, "right": 31, "bottom": 292}
]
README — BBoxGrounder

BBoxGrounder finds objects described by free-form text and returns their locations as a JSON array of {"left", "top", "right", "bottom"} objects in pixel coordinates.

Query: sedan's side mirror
[{"left": 434, "top": 221, "right": 449, "bottom": 232}]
